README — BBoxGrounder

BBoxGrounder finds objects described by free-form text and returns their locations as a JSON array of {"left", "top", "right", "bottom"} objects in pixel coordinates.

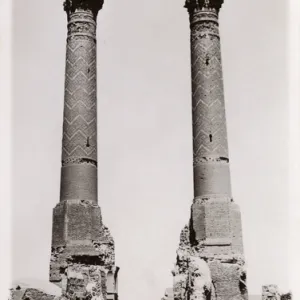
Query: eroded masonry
[{"left": 163, "top": 1, "right": 248, "bottom": 299}]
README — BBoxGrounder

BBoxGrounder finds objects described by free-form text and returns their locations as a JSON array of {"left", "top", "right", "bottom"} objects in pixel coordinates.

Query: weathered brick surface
[
  {"left": 191, "top": 198, "right": 245, "bottom": 255},
  {"left": 209, "top": 260, "right": 246, "bottom": 300},
  {"left": 164, "top": 2, "right": 249, "bottom": 300},
  {"left": 189, "top": 4, "right": 231, "bottom": 201},
  {"left": 194, "top": 162, "right": 232, "bottom": 198},
  {"left": 49, "top": 2, "right": 119, "bottom": 300},
  {"left": 60, "top": 164, "right": 97, "bottom": 203},
  {"left": 51, "top": 200, "right": 103, "bottom": 247},
  {"left": 230, "top": 202, "right": 244, "bottom": 254},
  {"left": 50, "top": 220, "right": 115, "bottom": 286},
  {"left": 203, "top": 199, "right": 231, "bottom": 240},
  {"left": 192, "top": 198, "right": 232, "bottom": 245}
]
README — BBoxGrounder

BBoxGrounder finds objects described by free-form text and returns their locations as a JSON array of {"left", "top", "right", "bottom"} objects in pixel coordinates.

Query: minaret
[
  {"left": 169, "top": 1, "right": 248, "bottom": 300},
  {"left": 50, "top": 1, "right": 119, "bottom": 299}
]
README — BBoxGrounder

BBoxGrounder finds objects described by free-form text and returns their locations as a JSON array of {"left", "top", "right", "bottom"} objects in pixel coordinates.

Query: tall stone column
[
  {"left": 189, "top": 0, "right": 230, "bottom": 200},
  {"left": 187, "top": 0, "right": 239, "bottom": 251},
  {"left": 49, "top": 1, "right": 119, "bottom": 299},
  {"left": 187, "top": 1, "right": 247, "bottom": 298},
  {"left": 169, "top": 1, "right": 248, "bottom": 300},
  {"left": 60, "top": 1, "right": 100, "bottom": 205}
]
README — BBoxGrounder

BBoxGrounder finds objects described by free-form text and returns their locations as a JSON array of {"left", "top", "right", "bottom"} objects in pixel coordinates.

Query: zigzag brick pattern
[
  {"left": 191, "top": 10, "right": 229, "bottom": 164},
  {"left": 163, "top": 4, "right": 248, "bottom": 300},
  {"left": 62, "top": 11, "right": 97, "bottom": 165},
  {"left": 51, "top": 7, "right": 119, "bottom": 300}
]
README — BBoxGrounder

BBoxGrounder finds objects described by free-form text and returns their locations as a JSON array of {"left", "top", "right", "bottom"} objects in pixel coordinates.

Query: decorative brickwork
[
  {"left": 60, "top": 8, "right": 99, "bottom": 203},
  {"left": 49, "top": 1, "right": 119, "bottom": 299},
  {"left": 189, "top": 8, "right": 231, "bottom": 199},
  {"left": 163, "top": 3, "right": 248, "bottom": 300}
]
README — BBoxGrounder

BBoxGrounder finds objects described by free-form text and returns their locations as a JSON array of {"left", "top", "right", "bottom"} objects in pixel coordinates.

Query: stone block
[
  {"left": 191, "top": 198, "right": 244, "bottom": 256},
  {"left": 208, "top": 260, "right": 245, "bottom": 300},
  {"left": 50, "top": 209, "right": 115, "bottom": 287},
  {"left": 51, "top": 200, "right": 103, "bottom": 247},
  {"left": 191, "top": 198, "right": 231, "bottom": 245}
]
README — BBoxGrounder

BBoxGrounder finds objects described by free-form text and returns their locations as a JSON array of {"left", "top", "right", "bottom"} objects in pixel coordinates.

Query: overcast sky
[{"left": 12, "top": 0, "right": 289, "bottom": 299}]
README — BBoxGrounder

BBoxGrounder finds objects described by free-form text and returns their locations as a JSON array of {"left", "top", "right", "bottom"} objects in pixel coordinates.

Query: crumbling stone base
[
  {"left": 262, "top": 285, "right": 281, "bottom": 300},
  {"left": 50, "top": 199, "right": 118, "bottom": 300},
  {"left": 167, "top": 205, "right": 248, "bottom": 300},
  {"left": 60, "top": 264, "right": 106, "bottom": 300}
]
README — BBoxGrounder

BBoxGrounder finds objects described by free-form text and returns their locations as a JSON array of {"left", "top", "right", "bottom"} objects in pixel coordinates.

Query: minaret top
[
  {"left": 64, "top": 0, "right": 104, "bottom": 16},
  {"left": 185, "top": 0, "right": 224, "bottom": 12}
]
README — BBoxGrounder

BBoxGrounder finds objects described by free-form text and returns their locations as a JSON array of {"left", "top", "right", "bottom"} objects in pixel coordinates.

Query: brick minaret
[
  {"left": 168, "top": 1, "right": 248, "bottom": 300},
  {"left": 50, "top": 1, "right": 119, "bottom": 299}
]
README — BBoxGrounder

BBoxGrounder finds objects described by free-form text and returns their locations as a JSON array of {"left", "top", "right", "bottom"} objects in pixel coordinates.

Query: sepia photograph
[{"left": 1, "top": 0, "right": 300, "bottom": 299}]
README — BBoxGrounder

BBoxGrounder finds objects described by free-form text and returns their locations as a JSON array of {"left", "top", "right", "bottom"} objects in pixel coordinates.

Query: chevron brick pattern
[
  {"left": 62, "top": 12, "right": 97, "bottom": 164},
  {"left": 190, "top": 11, "right": 229, "bottom": 163}
]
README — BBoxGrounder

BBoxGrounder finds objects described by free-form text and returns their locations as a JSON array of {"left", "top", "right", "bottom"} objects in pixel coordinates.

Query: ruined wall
[
  {"left": 262, "top": 285, "right": 281, "bottom": 300},
  {"left": 171, "top": 222, "right": 247, "bottom": 300},
  {"left": 261, "top": 285, "right": 292, "bottom": 300},
  {"left": 9, "top": 287, "right": 59, "bottom": 300}
]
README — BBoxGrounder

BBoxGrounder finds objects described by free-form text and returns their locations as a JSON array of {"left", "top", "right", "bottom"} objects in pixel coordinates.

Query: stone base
[
  {"left": 191, "top": 197, "right": 244, "bottom": 255},
  {"left": 50, "top": 200, "right": 115, "bottom": 285},
  {"left": 163, "top": 199, "right": 248, "bottom": 300},
  {"left": 49, "top": 200, "right": 119, "bottom": 300}
]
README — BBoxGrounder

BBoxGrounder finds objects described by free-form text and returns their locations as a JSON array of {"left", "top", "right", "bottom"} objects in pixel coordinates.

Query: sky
[{"left": 12, "top": 0, "right": 290, "bottom": 299}]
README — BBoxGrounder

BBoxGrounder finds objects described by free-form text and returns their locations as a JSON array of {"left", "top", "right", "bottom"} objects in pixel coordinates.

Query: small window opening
[
  {"left": 86, "top": 137, "right": 90, "bottom": 147},
  {"left": 87, "top": 68, "right": 90, "bottom": 73},
  {"left": 206, "top": 58, "right": 210, "bottom": 66},
  {"left": 209, "top": 134, "right": 212, "bottom": 142}
]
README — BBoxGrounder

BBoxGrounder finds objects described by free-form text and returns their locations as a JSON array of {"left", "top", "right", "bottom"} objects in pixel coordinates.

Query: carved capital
[
  {"left": 64, "top": 0, "right": 104, "bottom": 16},
  {"left": 185, "top": 0, "right": 224, "bottom": 12}
]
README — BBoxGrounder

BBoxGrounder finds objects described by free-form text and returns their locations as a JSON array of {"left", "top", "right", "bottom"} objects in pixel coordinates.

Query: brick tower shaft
[
  {"left": 190, "top": 3, "right": 231, "bottom": 200},
  {"left": 60, "top": 5, "right": 99, "bottom": 204}
]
